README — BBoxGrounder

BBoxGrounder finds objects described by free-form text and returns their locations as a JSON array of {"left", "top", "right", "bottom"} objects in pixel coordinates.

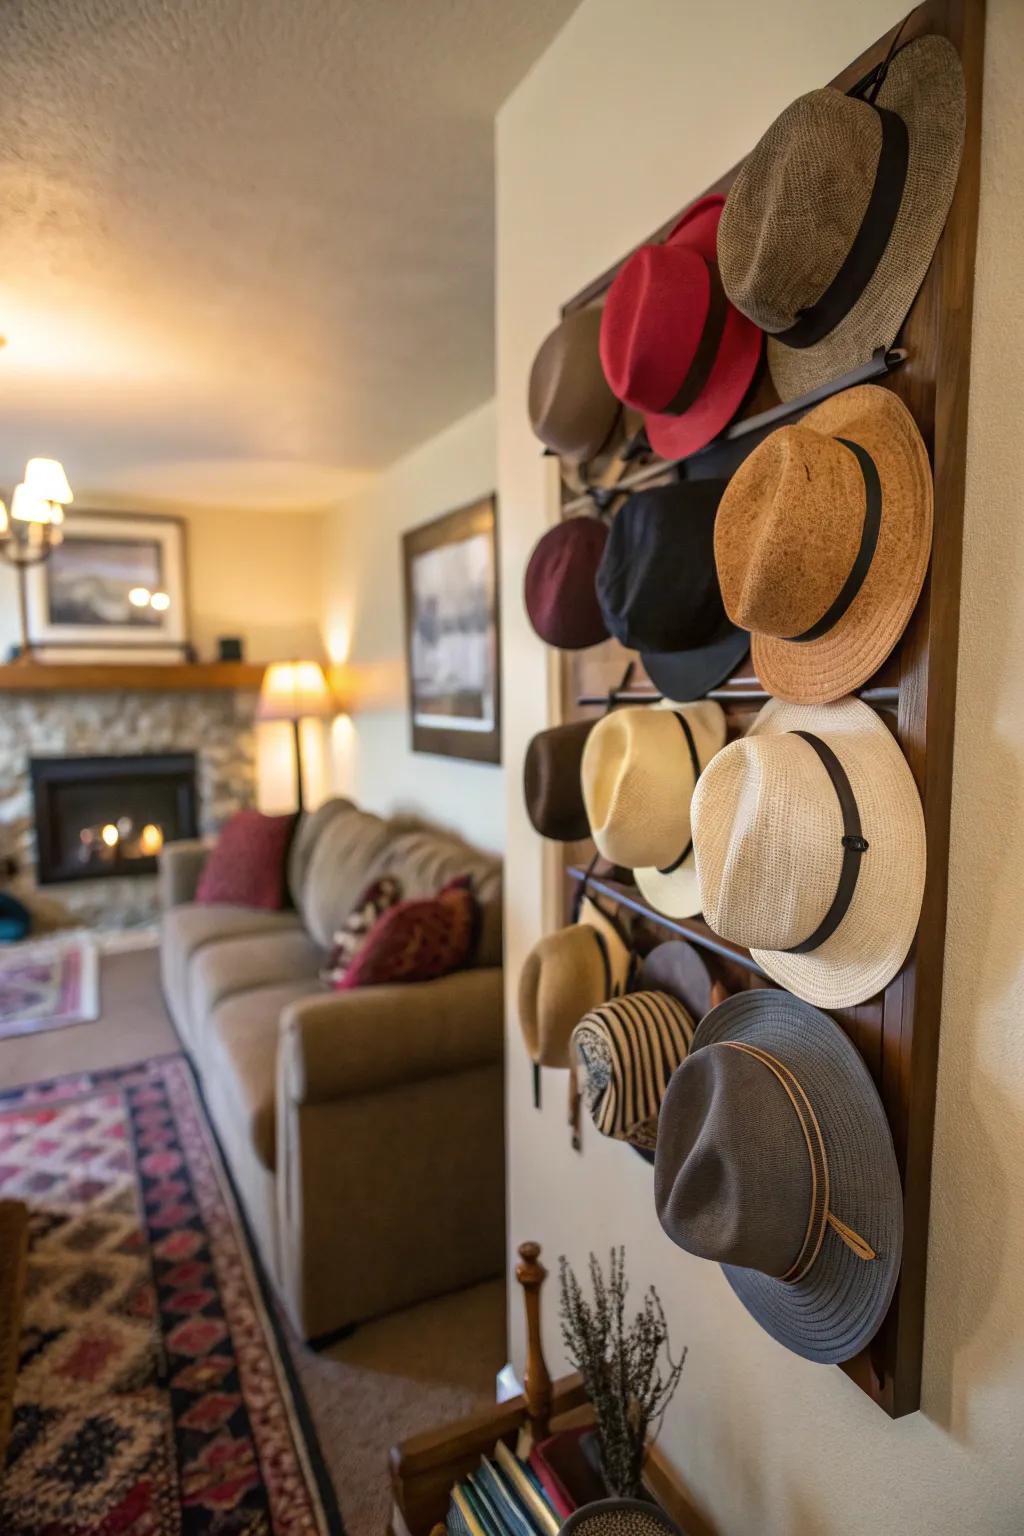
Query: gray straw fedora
[
  {"left": 654, "top": 991, "right": 903, "bottom": 1364},
  {"left": 718, "top": 34, "right": 965, "bottom": 401},
  {"left": 561, "top": 1500, "right": 684, "bottom": 1536}
]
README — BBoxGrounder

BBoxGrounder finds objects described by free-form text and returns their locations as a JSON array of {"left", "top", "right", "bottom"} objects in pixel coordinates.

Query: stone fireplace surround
[{"left": 0, "top": 689, "right": 257, "bottom": 931}]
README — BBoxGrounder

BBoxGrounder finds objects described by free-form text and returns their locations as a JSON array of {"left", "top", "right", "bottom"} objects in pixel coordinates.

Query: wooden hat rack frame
[{"left": 542, "top": 0, "right": 985, "bottom": 1420}]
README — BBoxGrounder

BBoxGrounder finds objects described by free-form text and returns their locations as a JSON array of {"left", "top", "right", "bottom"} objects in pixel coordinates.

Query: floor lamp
[{"left": 256, "top": 661, "right": 336, "bottom": 812}]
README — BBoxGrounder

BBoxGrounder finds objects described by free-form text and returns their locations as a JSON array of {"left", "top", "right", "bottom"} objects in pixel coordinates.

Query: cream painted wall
[
  {"left": 497, "top": 2, "right": 1024, "bottom": 1533},
  {"left": 323, "top": 399, "right": 504, "bottom": 853}
]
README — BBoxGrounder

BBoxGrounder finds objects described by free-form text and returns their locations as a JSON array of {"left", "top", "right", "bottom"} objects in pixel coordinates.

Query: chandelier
[{"left": 0, "top": 458, "right": 74, "bottom": 661}]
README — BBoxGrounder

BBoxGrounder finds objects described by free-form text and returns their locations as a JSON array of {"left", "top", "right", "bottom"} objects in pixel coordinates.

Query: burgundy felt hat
[
  {"left": 599, "top": 195, "right": 763, "bottom": 463},
  {"left": 524, "top": 517, "right": 610, "bottom": 651}
]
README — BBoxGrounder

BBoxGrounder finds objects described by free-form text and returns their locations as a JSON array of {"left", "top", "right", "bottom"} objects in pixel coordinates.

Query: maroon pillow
[
  {"left": 195, "top": 810, "right": 296, "bottom": 910},
  {"left": 320, "top": 876, "right": 403, "bottom": 987},
  {"left": 335, "top": 877, "right": 479, "bottom": 991}
]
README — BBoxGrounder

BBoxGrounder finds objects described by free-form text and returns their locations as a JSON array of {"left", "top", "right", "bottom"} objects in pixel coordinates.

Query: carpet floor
[{"left": 0, "top": 946, "right": 507, "bottom": 1535}]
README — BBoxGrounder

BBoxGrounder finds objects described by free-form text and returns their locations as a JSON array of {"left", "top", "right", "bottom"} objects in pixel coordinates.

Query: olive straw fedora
[
  {"left": 572, "top": 989, "right": 694, "bottom": 1152},
  {"left": 581, "top": 699, "right": 727, "bottom": 920},
  {"left": 518, "top": 896, "right": 634, "bottom": 1070},
  {"left": 718, "top": 33, "right": 965, "bottom": 402},
  {"left": 692, "top": 695, "right": 925, "bottom": 1010},
  {"left": 654, "top": 991, "right": 903, "bottom": 1365},
  {"left": 561, "top": 1500, "right": 684, "bottom": 1536},
  {"left": 714, "top": 384, "right": 932, "bottom": 704},
  {"left": 600, "top": 194, "right": 763, "bottom": 462}
]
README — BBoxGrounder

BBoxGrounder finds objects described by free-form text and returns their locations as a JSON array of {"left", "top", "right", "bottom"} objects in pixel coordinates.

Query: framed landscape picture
[
  {"left": 24, "top": 510, "right": 190, "bottom": 661},
  {"left": 402, "top": 495, "right": 501, "bottom": 764}
]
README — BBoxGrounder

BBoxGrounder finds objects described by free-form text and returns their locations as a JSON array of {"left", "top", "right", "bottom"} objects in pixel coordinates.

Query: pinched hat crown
[
  {"left": 714, "top": 423, "right": 872, "bottom": 640},
  {"left": 601, "top": 241, "right": 720, "bottom": 414},
  {"left": 528, "top": 306, "right": 620, "bottom": 464},
  {"left": 719, "top": 89, "right": 883, "bottom": 334}
]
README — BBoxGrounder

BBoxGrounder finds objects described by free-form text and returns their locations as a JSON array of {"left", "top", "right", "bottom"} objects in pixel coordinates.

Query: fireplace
[{"left": 30, "top": 753, "right": 199, "bottom": 884}]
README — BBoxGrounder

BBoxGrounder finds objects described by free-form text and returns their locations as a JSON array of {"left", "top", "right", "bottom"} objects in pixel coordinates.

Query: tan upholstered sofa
[{"left": 158, "top": 797, "right": 505, "bottom": 1341}]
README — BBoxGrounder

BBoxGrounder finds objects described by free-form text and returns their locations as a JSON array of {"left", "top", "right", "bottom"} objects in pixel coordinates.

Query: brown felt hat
[
  {"left": 524, "top": 719, "right": 595, "bottom": 843},
  {"left": 529, "top": 306, "right": 623, "bottom": 465},
  {"left": 635, "top": 940, "right": 712, "bottom": 1023},
  {"left": 718, "top": 35, "right": 965, "bottom": 401},
  {"left": 714, "top": 384, "right": 932, "bottom": 703},
  {"left": 518, "top": 896, "right": 633, "bottom": 1068}
]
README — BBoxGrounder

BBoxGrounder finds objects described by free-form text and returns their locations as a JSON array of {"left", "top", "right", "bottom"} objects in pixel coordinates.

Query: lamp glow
[
  {"left": 139, "top": 823, "right": 164, "bottom": 856},
  {"left": 24, "top": 458, "right": 73, "bottom": 505},
  {"left": 150, "top": 590, "right": 171, "bottom": 612},
  {"left": 11, "top": 483, "right": 52, "bottom": 524},
  {"left": 100, "top": 823, "right": 120, "bottom": 848},
  {"left": 128, "top": 587, "right": 152, "bottom": 608}
]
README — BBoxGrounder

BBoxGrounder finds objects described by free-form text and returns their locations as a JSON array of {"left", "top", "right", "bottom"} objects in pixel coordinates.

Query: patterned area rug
[
  {"left": 0, "top": 1055, "right": 343, "bottom": 1535},
  {"left": 0, "top": 940, "right": 100, "bottom": 1041}
]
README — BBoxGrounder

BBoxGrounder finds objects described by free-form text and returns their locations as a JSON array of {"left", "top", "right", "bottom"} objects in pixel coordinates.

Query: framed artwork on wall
[
  {"left": 24, "top": 510, "right": 191, "bottom": 662},
  {"left": 402, "top": 495, "right": 501, "bottom": 764}
]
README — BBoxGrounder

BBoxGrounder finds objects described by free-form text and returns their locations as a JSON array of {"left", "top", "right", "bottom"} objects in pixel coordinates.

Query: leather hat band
[
  {"left": 775, "top": 103, "right": 909, "bottom": 351},
  {"left": 784, "top": 732, "right": 869, "bottom": 955},
  {"left": 657, "top": 712, "right": 703, "bottom": 876},
  {"left": 789, "top": 438, "right": 883, "bottom": 643},
  {"left": 661, "top": 261, "right": 729, "bottom": 417}
]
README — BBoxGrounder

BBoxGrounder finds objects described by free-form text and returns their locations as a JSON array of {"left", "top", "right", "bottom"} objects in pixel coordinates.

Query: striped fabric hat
[{"left": 571, "top": 990, "right": 694, "bottom": 1152}]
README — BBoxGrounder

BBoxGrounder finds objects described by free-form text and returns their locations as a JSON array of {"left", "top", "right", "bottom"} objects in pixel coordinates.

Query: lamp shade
[
  {"left": 257, "top": 660, "right": 336, "bottom": 721},
  {"left": 24, "top": 458, "right": 73, "bottom": 504},
  {"left": 11, "top": 483, "right": 53, "bottom": 524}
]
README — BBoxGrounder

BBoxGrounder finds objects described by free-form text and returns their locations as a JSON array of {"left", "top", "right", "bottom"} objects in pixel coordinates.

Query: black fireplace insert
[{"left": 30, "top": 753, "right": 199, "bottom": 884}]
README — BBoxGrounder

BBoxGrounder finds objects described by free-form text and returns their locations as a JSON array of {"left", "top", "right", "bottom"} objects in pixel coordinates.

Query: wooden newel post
[{"left": 516, "top": 1240, "right": 552, "bottom": 1441}]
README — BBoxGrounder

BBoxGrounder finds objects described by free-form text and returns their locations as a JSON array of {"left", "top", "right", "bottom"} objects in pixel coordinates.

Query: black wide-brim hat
[
  {"left": 657, "top": 991, "right": 903, "bottom": 1364},
  {"left": 597, "top": 480, "right": 749, "bottom": 700}
]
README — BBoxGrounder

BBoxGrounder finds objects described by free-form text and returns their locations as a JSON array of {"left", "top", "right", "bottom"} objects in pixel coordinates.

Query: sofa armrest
[
  {"left": 158, "top": 838, "right": 212, "bottom": 908},
  {"left": 280, "top": 967, "right": 505, "bottom": 1105}
]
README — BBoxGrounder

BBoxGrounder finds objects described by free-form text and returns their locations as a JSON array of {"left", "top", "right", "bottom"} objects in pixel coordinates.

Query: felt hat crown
[
  {"left": 524, "top": 518, "right": 609, "bottom": 651},
  {"left": 692, "top": 695, "right": 925, "bottom": 1009},
  {"left": 654, "top": 991, "right": 903, "bottom": 1364},
  {"left": 528, "top": 306, "right": 621, "bottom": 466},
  {"left": 523, "top": 718, "right": 595, "bottom": 843},
  {"left": 714, "top": 384, "right": 932, "bottom": 703},
  {"left": 718, "top": 35, "right": 965, "bottom": 401},
  {"left": 581, "top": 699, "right": 726, "bottom": 920},
  {"left": 599, "top": 196, "right": 762, "bottom": 462},
  {"left": 519, "top": 896, "right": 633, "bottom": 1069}
]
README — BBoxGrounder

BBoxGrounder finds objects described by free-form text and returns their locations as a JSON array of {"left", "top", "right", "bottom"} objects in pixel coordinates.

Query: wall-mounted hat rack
[{"left": 550, "top": 0, "right": 985, "bottom": 1419}]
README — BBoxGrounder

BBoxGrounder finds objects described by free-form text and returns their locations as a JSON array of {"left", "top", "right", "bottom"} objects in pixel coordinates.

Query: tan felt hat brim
[
  {"left": 751, "top": 385, "right": 932, "bottom": 703},
  {"left": 768, "top": 35, "right": 965, "bottom": 402},
  {"left": 745, "top": 696, "right": 925, "bottom": 1009}
]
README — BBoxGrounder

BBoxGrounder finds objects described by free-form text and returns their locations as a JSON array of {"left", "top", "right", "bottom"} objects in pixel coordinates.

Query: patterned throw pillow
[
  {"left": 195, "top": 810, "right": 297, "bottom": 910},
  {"left": 320, "top": 877, "right": 403, "bottom": 987},
  {"left": 333, "top": 876, "right": 480, "bottom": 991}
]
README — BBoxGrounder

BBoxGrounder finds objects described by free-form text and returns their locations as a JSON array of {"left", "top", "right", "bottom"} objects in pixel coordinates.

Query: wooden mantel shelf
[{"left": 0, "top": 661, "right": 266, "bottom": 693}]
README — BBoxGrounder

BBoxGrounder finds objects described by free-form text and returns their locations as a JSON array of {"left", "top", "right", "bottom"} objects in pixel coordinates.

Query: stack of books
[{"left": 446, "top": 1437, "right": 567, "bottom": 1536}]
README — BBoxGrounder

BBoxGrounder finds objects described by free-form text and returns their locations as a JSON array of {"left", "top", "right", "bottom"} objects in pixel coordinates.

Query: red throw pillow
[
  {"left": 335, "top": 876, "right": 479, "bottom": 990},
  {"left": 195, "top": 810, "right": 296, "bottom": 910},
  {"left": 320, "top": 876, "right": 403, "bottom": 986}
]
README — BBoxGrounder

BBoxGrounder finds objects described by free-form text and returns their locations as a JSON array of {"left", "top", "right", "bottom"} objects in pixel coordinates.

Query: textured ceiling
[{"left": 0, "top": 0, "right": 578, "bottom": 508}]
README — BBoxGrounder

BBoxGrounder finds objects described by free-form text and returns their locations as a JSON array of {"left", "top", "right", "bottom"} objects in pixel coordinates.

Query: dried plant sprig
[{"left": 558, "top": 1248, "right": 686, "bottom": 1498}]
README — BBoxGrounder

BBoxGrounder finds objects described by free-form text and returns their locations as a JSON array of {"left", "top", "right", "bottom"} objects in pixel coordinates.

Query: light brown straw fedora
[
  {"left": 714, "top": 384, "right": 932, "bottom": 703},
  {"left": 718, "top": 34, "right": 965, "bottom": 401},
  {"left": 691, "top": 696, "right": 925, "bottom": 1009},
  {"left": 518, "top": 897, "right": 633, "bottom": 1069},
  {"left": 581, "top": 700, "right": 727, "bottom": 920}
]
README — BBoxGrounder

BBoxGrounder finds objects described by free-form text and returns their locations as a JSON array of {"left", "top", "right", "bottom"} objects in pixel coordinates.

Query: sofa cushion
[
  {"left": 161, "top": 903, "right": 302, "bottom": 1047},
  {"left": 195, "top": 810, "right": 297, "bottom": 909},
  {"left": 337, "top": 878, "right": 478, "bottom": 990},
  {"left": 188, "top": 929, "right": 325, "bottom": 1032},
  {"left": 287, "top": 797, "right": 352, "bottom": 909},
  {"left": 298, "top": 803, "right": 392, "bottom": 949},
  {"left": 369, "top": 829, "right": 503, "bottom": 967},
  {"left": 201, "top": 982, "right": 319, "bottom": 1170}
]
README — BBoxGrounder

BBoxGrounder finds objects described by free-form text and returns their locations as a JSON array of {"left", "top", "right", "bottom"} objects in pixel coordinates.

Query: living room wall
[
  {"left": 497, "top": 1, "right": 1024, "bottom": 1533},
  {"left": 323, "top": 399, "right": 504, "bottom": 854}
]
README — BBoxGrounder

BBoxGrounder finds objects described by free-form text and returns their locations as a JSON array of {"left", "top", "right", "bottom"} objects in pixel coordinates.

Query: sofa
[{"left": 158, "top": 797, "right": 505, "bottom": 1341}]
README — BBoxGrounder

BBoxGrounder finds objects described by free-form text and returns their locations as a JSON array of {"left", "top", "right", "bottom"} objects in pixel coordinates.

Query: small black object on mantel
[{"left": 217, "top": 636, "right": 244, "bottom": 662}]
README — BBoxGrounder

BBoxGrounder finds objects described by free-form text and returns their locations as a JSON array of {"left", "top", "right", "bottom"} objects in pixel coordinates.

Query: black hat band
[
  {"left": 784, "top": 731, "right": 869, "bottom": 955},
  {"left": 657, "top": 712, "right": 703, "bottom": 876},
  {"left": 789, "top": 438, "right": 883, "bottom": 643}
]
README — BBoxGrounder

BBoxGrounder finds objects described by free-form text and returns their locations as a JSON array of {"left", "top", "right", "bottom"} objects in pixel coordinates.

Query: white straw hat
[
  {"left": 581, "top": 699, "right": 727, "bottom": 919},
  {"left": 691, "top": 696, "right": 925, "bottom": 1008}
]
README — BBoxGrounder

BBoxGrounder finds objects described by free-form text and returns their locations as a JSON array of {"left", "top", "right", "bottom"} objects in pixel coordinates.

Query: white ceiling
[{"left": 0, "top": 0, "right": 578, "bottom": 509}]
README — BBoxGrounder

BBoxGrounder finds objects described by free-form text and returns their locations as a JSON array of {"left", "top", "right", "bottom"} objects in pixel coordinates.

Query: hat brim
[
  {"left": 691, "top": 991, "right": 903, "bottom": 1365},
  {"left": 746, "top": 695, "right": 925, "bottom": 1008},
  {"left": 768, "top": 35, "right": 965, "bottom": 401},
  {"left": 634, "top": 699, "right": 728, "bottom": 920},
  {"left": 750, "top": 385, "right": 932, "bottom": 703},
  {"left": 642, "top": 618, "right": 750, "bottom": 703},
  {"left": 643, "top": 196, "right": 764, "bottom": 462}
]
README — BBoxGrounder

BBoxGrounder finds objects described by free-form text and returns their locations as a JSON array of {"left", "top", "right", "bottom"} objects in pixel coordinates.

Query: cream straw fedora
[
  {"left": 692, "top": 695, "right": 925, "bottom": 1009},
  {"left": 714, "top": 385, "right": 932, "bottom": 703},
  {"left": 581, "top": 700, "right": 727, "bottom": 920},
  {"left": 518, "top": 896, "right": 633, "bottom": 1069}
]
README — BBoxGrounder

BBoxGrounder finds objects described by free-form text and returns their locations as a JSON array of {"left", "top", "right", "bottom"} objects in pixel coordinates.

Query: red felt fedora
[{"left": 599, "top": 195, "right": 763, "bottom": 463}]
